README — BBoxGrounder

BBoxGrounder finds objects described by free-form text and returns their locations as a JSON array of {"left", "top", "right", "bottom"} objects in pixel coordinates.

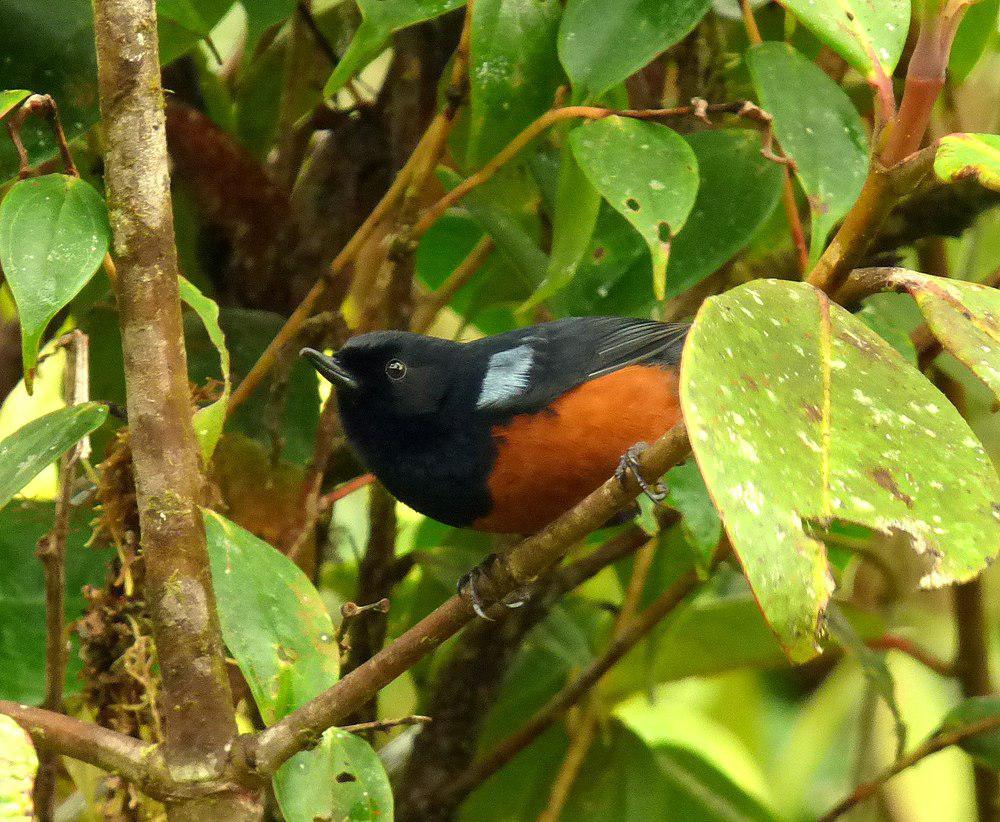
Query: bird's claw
[
  {"left": 457, "top": 553, "right": 528, "bottom": 619},
  {"left": 616, "top": 442, "right": 668, "bottom": 503}
]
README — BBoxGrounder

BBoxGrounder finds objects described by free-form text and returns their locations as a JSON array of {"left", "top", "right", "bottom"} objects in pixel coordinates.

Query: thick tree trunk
[{"left": 90, "top": 0, "right": 260, "bottom": 817}]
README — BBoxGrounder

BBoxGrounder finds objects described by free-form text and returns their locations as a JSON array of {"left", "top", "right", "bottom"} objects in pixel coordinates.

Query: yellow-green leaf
[
  {"left": 0, "top": 90, "right": 30, "bottom": 121},
  {"left": 935, "top": 133, "right": 1000, "bottom": 192},
  {"left": 681, "top": 279, "right": 1000, "bottom": 662},
  {"left": 0, "top": 715, "right": 37, "bottom": 820}
]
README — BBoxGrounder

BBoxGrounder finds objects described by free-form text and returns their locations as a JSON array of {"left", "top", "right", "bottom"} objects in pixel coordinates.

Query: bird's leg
[
  {"left": 457, "top": 552, "right": 528, "bottom": 619},
  {"left": 615, "top": 441, "right": 668, "bottom": 502}
]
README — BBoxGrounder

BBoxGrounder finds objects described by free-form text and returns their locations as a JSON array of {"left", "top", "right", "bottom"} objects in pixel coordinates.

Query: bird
[{"left": 302, "top": 316, "right": 687, "bottom": 611}]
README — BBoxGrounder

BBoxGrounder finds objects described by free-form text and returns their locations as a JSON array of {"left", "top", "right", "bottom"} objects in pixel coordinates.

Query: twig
[
  {"left": 866, "top": 635, "right": 954, "bottom": 678},
  {"left": 738, "top": 0, "right": 808, "bottom": 275},
  {"left": 410, "top": 100, "right": 787, "bottom": 239},
  {"left": 7, "top": 94, "right": 78, "bottom": 178},
  {"left": 242, "top": 422, "right": 692, "bottom": 777},
  {"left": 819, "top": 714, "right": 1000, "bottom": 821},
  {"left": 33, "top": 331, "right": 88, "bottom": 819},
  {"left": 445, "top": 568, "right": 702, "bottom": 803},
  {"left": 411, "top": 236, "right": 495, "bottom": 333},
  {"left": 339, "top": 715, "right": 431, "bottom": 735},
  {"left": 295, "top": 0, "right": 337, "bottom": 64},
  {"left": 91, "top": 1, "right": 255, "bottom": 818},
  {"left": 952, "top": 578, "right": 998, "bottom": 820}
]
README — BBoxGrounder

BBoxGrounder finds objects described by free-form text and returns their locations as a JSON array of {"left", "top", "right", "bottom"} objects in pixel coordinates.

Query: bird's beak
[{"left": 300, "top": 348, "right": 359, "bottom": 390}]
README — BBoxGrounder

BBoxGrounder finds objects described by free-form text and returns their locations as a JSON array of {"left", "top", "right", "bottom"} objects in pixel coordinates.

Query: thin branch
[
  {"left": 34, "top": 331, "right": 88, "bottom": 819},
  {"left": 411, "top": 236, "right": 495, "bottom": 333},
  {"left": 410, "top": 100, "right": 786, "bottom": 239},
  {"left": 242, "top": 422, "right": 692, "bottom": 777},
  {"left": 866, "top": 635, "right": 954, "bottom": 678},
  {"left": 445, "top": 568, "right": 702, "bottom": 803},
  {"left": 819, "top": 714, "right": 1000, "bottom": 821},
  {"left": 91, "top": 1, "right": 255, "bottom": 817},
  {"left": 338, "top": 715, "right": 431, "bottom": 735}
]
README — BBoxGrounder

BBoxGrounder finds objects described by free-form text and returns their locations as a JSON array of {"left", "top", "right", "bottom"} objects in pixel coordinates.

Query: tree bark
[{"left": 90, "top": 0, "right": 259, "bottom": 817}]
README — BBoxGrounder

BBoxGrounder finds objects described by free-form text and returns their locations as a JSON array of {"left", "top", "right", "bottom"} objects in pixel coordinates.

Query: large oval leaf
[
  {"left": 747, "top": 42, "right": 869, "bottom": 263},
  {"left": 464, "top": 0, "right": 563, "bottom": 169},
  {"left": 880, "top": 269, "right": 1000, "bottom": 401},
  {"left": 934, "top": 133, "right": 1000, "bottom": 192},
  {"left": 0, "top": 174, "right": 110, "bottom": 391},
  {"left": 203, "top": 512, "right": 392, "bottom": 822},
  {"left": 569, "top": 116, "right": 698, "bottom": 300},
  {"left": 0, "top": 403, "right": 107, "bottom": 512},
  {"left": 777, "top": 0, "right": 910, "bottom": 80},
  {"left": 558, "top": 0, "right": 711, "bottom": 101},
  {"left": 681, "top": 279, "right": 1000, "bottom": 662}
]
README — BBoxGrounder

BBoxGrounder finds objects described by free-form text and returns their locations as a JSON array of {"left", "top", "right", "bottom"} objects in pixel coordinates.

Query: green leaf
[
  {"left": 937, "top": 696, "right": 1000, "bottom": 769},
  {"left": 777, "top": 0, "right": 910, "bottom": 79},
  {"left": 0, "top": 501, "right": 109, "bottom": 703},
  {"left": 880, "top": 269, "right": 1000, "bottom": 401},
  {"left": 935, "top": 133, "right": 1000, "bottom": 192},
  {"left": 665, "top": 129, "right": 784, "bottom": 298},
  {"left": 0, "top": 90, "right": 30, "bottom": 121},
  {"left": 665, "top": 459, "right": 722, "bottom": 563},
  {"left": 241, "top": 0, "right": 296, "bottom": 56},
  {"left": 681, "top": 279, "right": 1000, "bottom": 662},
  {"left": 825, "top": 603, "right": 906, "bottom": 758},
  {"left": 569, "top": 116, "right": 699, "bottom": 300},
  {"left": 0, "top": 404, "right": 107, "bottom": 512},
  {"left": 324, "top": 0, "right": 467, "bottom": 97},
  {"left": 464, "top": 0, "right": 563, "bottom": 169},
  {"left": 747, "top": 42, "right": 869, "bottom": 263},
  {"left": 157, "top": 0, "right": 235, "bottom": 63},
  {"left": 203, "top": 511, "right": 392, "bottom": 822},
  {"left": 558, "top": 0, "right": 711, "bottom": 101},
  {"left": 178, "top": 278, "right": 229, "bottom": 462},
  {"left": 521, "top": 145, "right": 602, "bottom": 314},
  {"left": 0, "top": 174, "right": 110, "bottom": 391},
  {"left": 0, "top": 714, "right": 37, "bottom": 818},
  {"left": 949, "top": 0, "right": 1000, "bottom": 82}
]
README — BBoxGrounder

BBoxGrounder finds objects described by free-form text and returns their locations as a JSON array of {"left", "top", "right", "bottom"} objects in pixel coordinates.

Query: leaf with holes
[
  {"left": 777, "top": 0, "right": 910, "bottom": 80},
  {"left": 878, "top": 269, "right": 1000, "bottom": 401},
  {"left": 203, "top": 512, "right": 392, "bottom": 822},
  {"left": 937, "top": 697, "right": 1000, "bottom": 769},
  {"left": 558, "top": 0, "right": 711, "bottom": 101},
  {"left": 179, "top": 277, "right": 229, "bottom": 462},
  {"left": 464, "top": 0, "right": 563, "bottom": 169},
  {"left": 0, "top": 90, "right": 29, "bottom": 121},
  {"left": 324, "top": 0, "right": 467, "bottom": 97},
  {"left": 748, "top": 43, "right": 869, "bottom": 263},
  {"left": 0, "top": 174, "right": 110, "bottom": 392},
  {"left": 681, "top": 279, "right": 1000, "bottom": 662},
  {"left": 935, "top": 133, "right": 1000, "bottom": 193},
  {"left": 0, "top": 404, "right": 107, "bottom": 512},
  {"left": 569, "top": 117, "right": 698, "bottom": 301}
]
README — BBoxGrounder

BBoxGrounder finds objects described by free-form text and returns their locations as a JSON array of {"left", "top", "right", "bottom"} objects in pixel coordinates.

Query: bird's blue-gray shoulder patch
[{"left": 476, "top": 341, "right": 537, "bottom": 409}]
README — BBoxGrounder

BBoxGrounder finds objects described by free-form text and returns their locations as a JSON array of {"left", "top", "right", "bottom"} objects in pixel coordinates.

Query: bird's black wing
[{"left": 472, "top": 316, "right": 688, "bottom": 417}]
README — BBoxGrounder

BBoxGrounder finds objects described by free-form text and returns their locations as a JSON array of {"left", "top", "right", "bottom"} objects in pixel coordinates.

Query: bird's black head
[{"left": 301, "top": 331, "right": 462, "bottom": 419}]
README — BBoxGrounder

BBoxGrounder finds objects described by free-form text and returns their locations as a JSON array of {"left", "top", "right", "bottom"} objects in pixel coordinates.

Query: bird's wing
[{"left": 474, "top": 317, "right": 688, "bottom": 415}]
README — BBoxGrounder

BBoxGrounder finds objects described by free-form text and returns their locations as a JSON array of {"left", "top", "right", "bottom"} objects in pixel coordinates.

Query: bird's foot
[
  {"left": 457, "top": 553, "right": 526, "bottom": 619},
  {"left": 615, "top": 441, "right": 668, "bottom": 503}
]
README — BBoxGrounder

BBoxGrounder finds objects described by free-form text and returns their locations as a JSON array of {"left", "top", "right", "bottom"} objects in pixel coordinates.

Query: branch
[
  {"left": 445, "top": 568, "right": 702, "bottom": 803},
  {"left": 411, "top": 236, "right": 495, "bottom": 333},
  {"left": 34, "top": 331, "right": 88, "bottom": 818},
  {"left": 820, "top": 714, "right": 1000, "bottom": 821},
  {"left": 242, "top": 422, "right": 692, "bottom": 777},
  {"left": 0, "top": 701, "right": 159, "bottom": 793},
  {"left": 91, "top": 1, "right": 254, "bottom": 817}
]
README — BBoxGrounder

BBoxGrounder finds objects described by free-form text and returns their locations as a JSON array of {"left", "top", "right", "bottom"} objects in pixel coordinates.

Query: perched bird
[{"left": 302, "top": 316, "right": 687, "bottom": 538}]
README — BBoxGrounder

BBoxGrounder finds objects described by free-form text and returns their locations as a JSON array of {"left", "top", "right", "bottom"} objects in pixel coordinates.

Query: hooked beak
[{"left": 300, "top": 348, "right": 359, "bottom": 390}]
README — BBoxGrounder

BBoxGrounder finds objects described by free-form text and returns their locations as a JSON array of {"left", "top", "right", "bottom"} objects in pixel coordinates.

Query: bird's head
[{"left": 301, "top": 331, "right": 461, "bottom": 419}]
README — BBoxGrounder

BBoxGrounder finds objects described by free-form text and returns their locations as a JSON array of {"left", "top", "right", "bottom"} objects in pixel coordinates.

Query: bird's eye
[{"left": 385, "top": 359, "right": 407, "bottom": 381}]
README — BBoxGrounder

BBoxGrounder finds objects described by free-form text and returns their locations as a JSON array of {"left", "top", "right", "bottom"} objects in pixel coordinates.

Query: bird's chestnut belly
[{"left": 473, "top": 365, "right": 681, "bottom": 534}]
